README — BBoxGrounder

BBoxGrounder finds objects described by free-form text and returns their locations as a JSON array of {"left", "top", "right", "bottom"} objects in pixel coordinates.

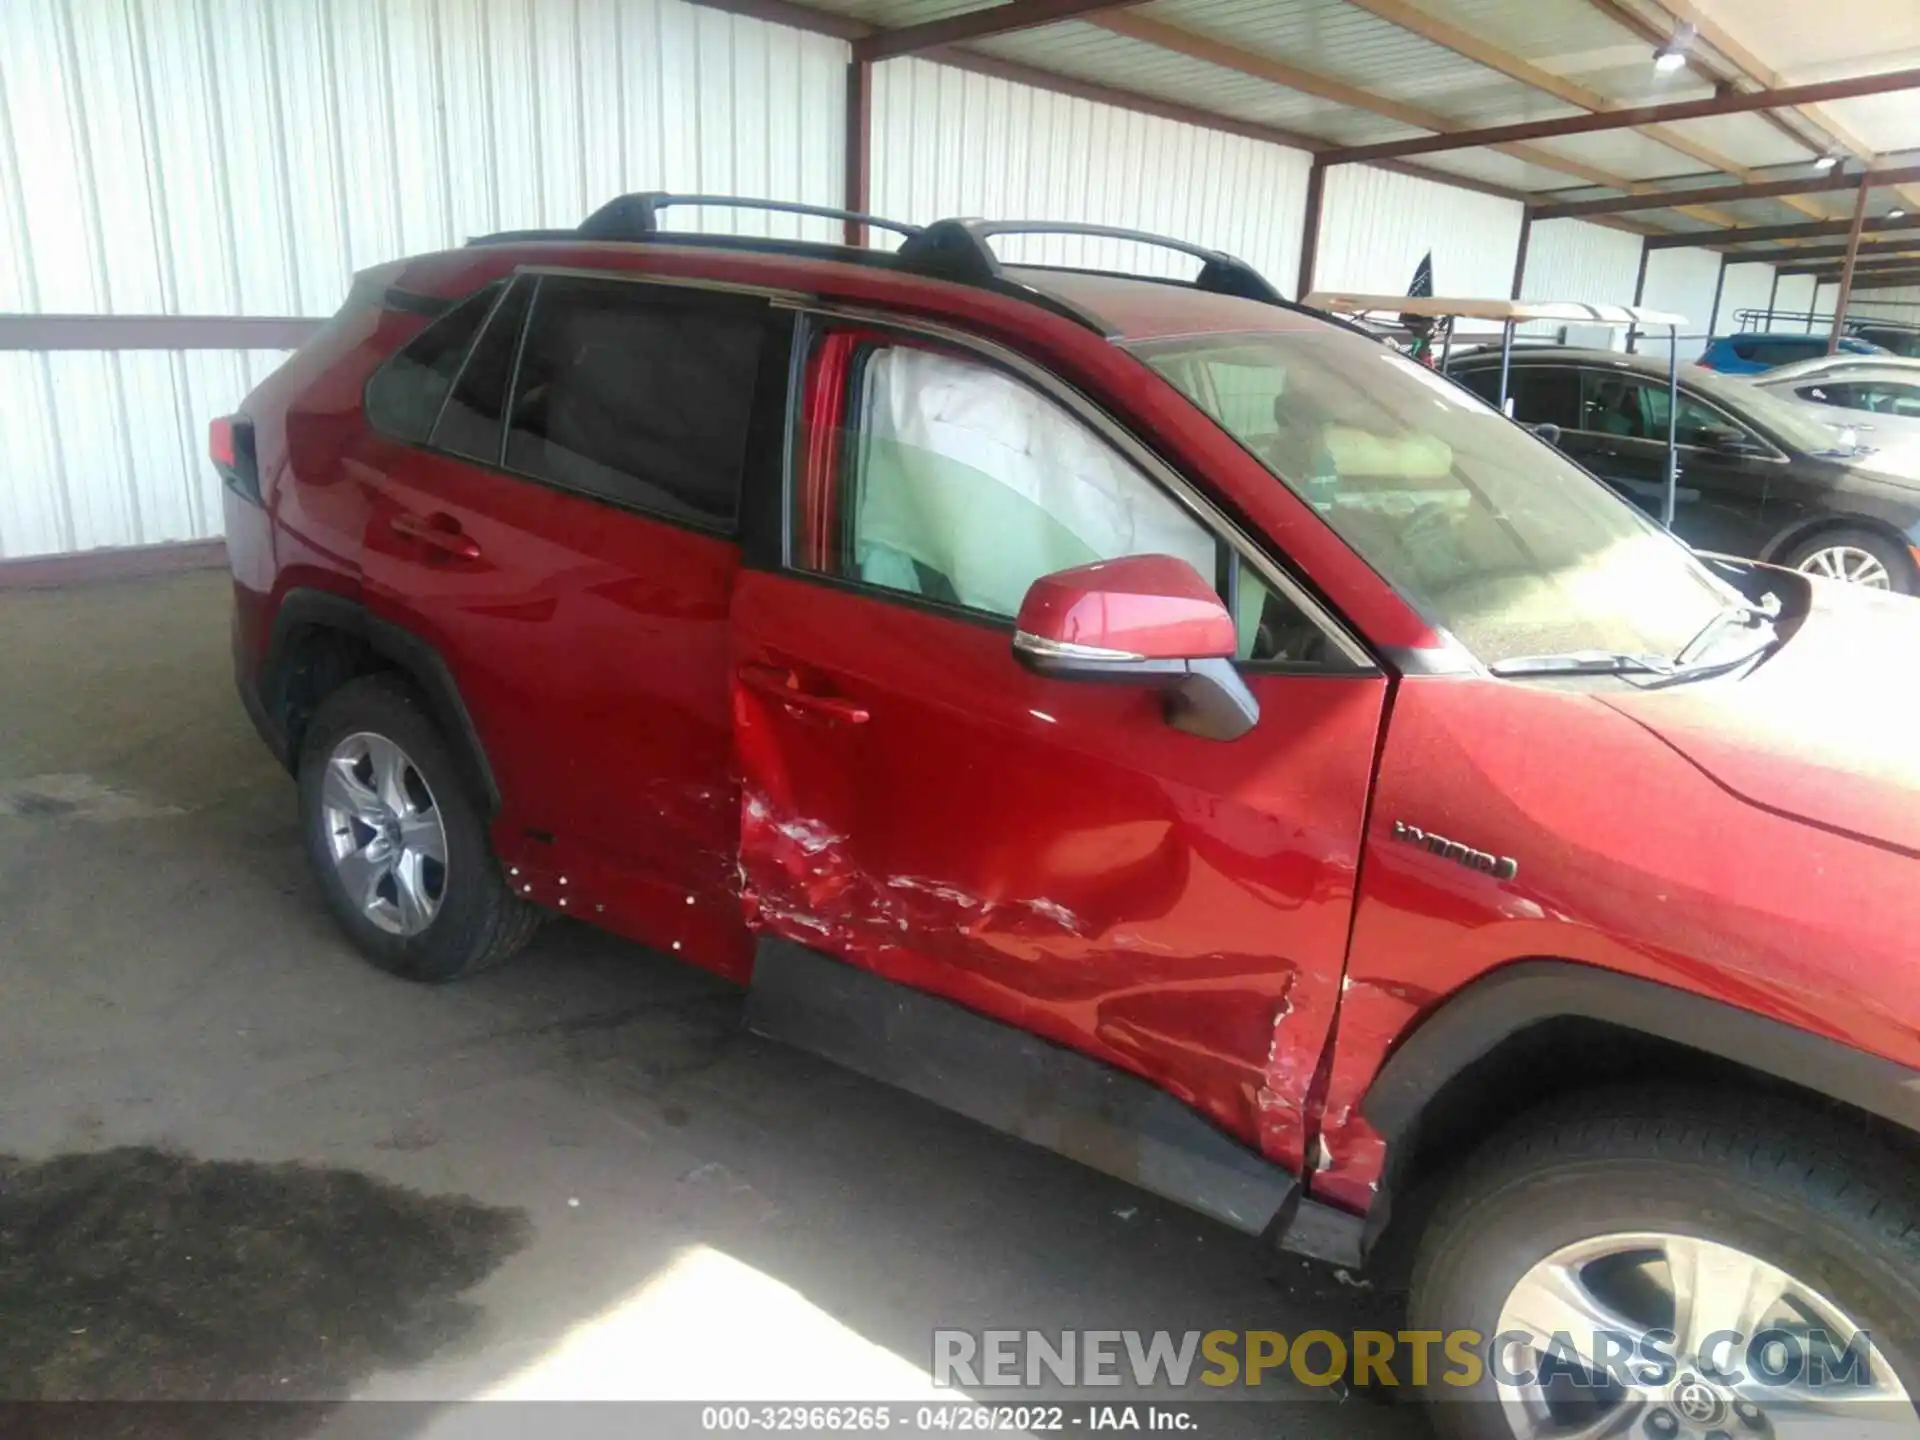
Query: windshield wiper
[
  {"left": 1489, "top": 650, "right": 1677, "bottom": 678},
  {"left": 1674, "top": 597, "right": 1778, "bottom": 668}
]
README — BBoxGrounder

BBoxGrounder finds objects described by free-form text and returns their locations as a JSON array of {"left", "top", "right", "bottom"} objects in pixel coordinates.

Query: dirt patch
[
  {"left": 0, "top": 1146, "right": 527, "bottom": 1431},
  {"left": 0, "top": 776, "right": 184, "bottom": 823}
]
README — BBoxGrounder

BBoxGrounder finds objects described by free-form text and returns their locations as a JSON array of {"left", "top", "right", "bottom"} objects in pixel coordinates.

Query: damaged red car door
[{"left": 729, "top": 326, "right": 1388, "bottom": 1171}]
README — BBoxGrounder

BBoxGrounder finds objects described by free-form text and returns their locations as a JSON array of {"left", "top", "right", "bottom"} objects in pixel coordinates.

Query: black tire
[
  {"left": 298, "top": 674, "right": 540, "bottom": 982},
  {"left": 1409, "top": 1087, "right": 1920, "bottom": 1440},
  {"left": 1781, "top": 526, "right": 1918, "bottom": 594}
]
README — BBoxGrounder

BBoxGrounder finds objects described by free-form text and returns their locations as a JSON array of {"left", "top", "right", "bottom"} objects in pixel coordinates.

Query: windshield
[
  {"left": 1133, "top": 329, "right": 1739, "bottom": 667},
  {"left": 1687, "top": 366, "right": 1860, "bottom": 454}
]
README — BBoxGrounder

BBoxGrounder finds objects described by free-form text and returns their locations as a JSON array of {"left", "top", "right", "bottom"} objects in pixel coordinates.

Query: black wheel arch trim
[
  {"left": 1358, "top": 960, "right": 1920, "bottom": 1150},
  {"left": 265, "top": 588, "right": 503, "bottom": 815}
]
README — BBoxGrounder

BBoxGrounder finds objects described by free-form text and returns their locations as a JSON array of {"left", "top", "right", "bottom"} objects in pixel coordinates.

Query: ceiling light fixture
[
  {"left": 1893, "top": 209, "right": 1909, "bottom": 219},
  {"left": 1813, "top": 155, "right": 1839, "bottom": 171},
  {"left": 1653, "top": 22, "right": 1696, "bottom": 73}
]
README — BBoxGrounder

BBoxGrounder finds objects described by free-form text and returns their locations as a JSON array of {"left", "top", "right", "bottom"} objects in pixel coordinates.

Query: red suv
[{"left": 220, "top": 195, "right": 1920, "bottom": 1433}]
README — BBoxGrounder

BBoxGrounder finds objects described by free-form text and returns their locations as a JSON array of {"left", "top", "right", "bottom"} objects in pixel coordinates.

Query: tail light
[{"left": 210, "top": 414, "right": 261, "bottom": 503}]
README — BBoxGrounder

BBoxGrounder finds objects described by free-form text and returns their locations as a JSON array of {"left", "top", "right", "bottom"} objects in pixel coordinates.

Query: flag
[
  {"left": 1402, "top": 251, "right": 1438, "bottom": 362},
  {"left": 1408, "top": 251, "right": 1434, "bottom": 299}
]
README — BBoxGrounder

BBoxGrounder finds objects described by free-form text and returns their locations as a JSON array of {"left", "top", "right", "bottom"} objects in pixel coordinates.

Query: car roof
[
  {"left": 1003, "top": 265, "right": 1334, "bottom": 340},
  {"left": 1752, "top": 354, "right": 1920, "bottom": 384}
]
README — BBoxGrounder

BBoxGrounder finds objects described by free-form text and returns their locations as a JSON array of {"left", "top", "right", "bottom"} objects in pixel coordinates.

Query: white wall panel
[
  {"left": 1716, "top": 262, "right": 1779, "bottom": 339},
  {"left": 0, "top": 349, "right": 288, "bottom": 559},
  {"left": 1314, "top": 165, "right": 1525, "bottom": 310},
  {"left": 1770, "top": 274, "right": 1822, "bottom": 332},
  {"left": 1518, "top": 219, "right": 1643, "bottom": 349},
  {"left": 0, "top": 0, "right": 847, "bottom": 559},
  {"left": 1637, "top": 247, "right": 1724, "bottom": 363},
  {"left": 869, "top": 57, "right": 1314, "bottom": 296}
]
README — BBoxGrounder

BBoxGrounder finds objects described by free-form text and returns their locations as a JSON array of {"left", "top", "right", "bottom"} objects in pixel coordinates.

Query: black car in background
[{"left": 1451, "top": 346, "right": 1920, "bottom": 594}]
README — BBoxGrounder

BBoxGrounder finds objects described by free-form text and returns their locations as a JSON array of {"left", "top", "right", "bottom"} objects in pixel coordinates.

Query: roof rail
[
  {"left": 578, "top": 192, "right": 922, "bottom": 242},
  {"left": 464, "top": 194, "right": 1363, "bottom": 340},
  {"left": 896, "top": 219, "right": 1286, "bottom": 304}
]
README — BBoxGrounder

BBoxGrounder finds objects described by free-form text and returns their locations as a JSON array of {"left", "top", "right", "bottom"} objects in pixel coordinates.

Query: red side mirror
[
  {"left": 1012, "top": 555, "right": 1258, "bottom": 743},
  {"left": 1014, "top": 554, "right": 1236, "bottom": 661}
]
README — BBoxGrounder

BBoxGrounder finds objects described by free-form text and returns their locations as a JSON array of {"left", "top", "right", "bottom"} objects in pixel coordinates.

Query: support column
[
  {"left": 1830, "top": 178, "right": 1872, "bottom": 353},
  {"left": 1510, "top": 208, "right": 1533, "bottom": 301},
  {"left": 1297, "top": 160, "right": 1327, "bottom": 301},
  {"left": 844, "top": 58, "right": 873, "bottom": 248},
  {"left": 1625, "top": 237, "right": 1651, "bottom": 353}
]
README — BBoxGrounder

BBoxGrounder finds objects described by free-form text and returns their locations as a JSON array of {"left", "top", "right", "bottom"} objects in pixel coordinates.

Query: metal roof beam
[
  {"left": 1339, "top": 0, "right": 1835, "bottom": 220},
  {"left": 1535, "top": 165, "right": 1920, "bottom": 219},
  {"left": 1088, "top": 9, "right": 1741, "bottom": 222},
  {"left": 1649, "top": 214, "right": 1920, "bottom": 249},
  {"left": 1634, "top": 0, "right": 1920, "bottom": 215},
  {"left": 854, "top": 0, "right": 1131, "bottom": 62},
  {"left": 1724, "top": 236, "right": 1920, "bottom": 265},
  {"left": 1319, "top": 68, "right": 1920, "bottom": 166}
]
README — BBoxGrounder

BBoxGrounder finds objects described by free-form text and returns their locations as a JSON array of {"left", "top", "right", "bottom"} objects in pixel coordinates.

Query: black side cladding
[{"left": 744, "top": 938, "right": 1299, "bottom": 1236}]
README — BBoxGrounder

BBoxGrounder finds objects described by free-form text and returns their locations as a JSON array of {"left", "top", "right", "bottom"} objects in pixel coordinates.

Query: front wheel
[
  {"left": 1782, "top": 527, "right": 1916, "bottom": 594},
  {"left": 298, "top": 674, "right": 540, "bottom": 981},
  {"left": 1409, "top": 1089, "right": 1920, "bottom": 1440}
]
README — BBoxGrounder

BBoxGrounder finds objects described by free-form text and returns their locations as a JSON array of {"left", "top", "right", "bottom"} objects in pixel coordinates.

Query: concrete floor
[{"left": 0, "top": 569, "right": 1419, "bottom": 1437}]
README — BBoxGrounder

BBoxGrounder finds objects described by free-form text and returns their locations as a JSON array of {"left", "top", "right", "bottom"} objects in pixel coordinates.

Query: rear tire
[
  {"left": 1782, "top": 526, "right": 1916, "bottom": 594},
  {"left": 298, "top": 674, "right": 540, "bottom": 982},
  {"left": 1408, "top": 1088, "right": 1920, "bottom": 1440}
]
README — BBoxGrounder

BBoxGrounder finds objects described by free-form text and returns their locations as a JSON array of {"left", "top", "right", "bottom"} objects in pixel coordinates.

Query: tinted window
[
  {"left": 817, "top": 344, "right": 1335, "bottom": 666},
  {"left": 1747, "top": 339, "right": 1819, "bottom": 366},
  {"left": 363, "top": 284, "right": 500, "bottom": 442},
  {"left": 1504, "top": 367, "right": 1582, "bottom": 428},
  {"left": 1577, "top": 372, "right": 1747, "bottom": 448},
  {"left": 503, "top": 277, "right": 764, "bottom": 528},
  {"left": 431, "top": 277, "right": 532, "bottom": 463},
  {"left": 1796, "top": 382, "right": 1855, "bottom": 408},
  {"left": 1855, "top": 382, "right": 1920, "bottom": 417}
]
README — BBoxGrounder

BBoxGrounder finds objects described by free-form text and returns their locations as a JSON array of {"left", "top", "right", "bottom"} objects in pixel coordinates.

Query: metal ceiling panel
[
  {"left": 1399, "top": 0, "right": 1718, "bottom": 106},
  {"left": 1412, "top": 149, "right": 1600, "bottom": 194},
  {"left": 1665, "top": 112, "right": 1821, "bottom": 170},
  {"left": 785, "top": 0, "right": 990, "bottom": 23},
  {"left": 967, "top": 22, "right": 1415, "bottom": 141},
  {"left": 1136, "top": 0, "right": 1584, "bottom": 127},
  {"left": 1530, "top": 128, "right": 1714, "bottom": 182}
]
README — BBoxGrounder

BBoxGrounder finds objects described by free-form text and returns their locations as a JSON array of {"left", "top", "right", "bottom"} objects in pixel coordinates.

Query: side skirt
[{"left": 744, "top": 937, "right": 1299, "bottom": 1238}]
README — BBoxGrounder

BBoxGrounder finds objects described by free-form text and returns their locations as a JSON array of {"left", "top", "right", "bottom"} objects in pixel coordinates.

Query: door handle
[
  {"left": 737, "top": 662, "right": 869, "bottom": 725},
  {"left": 389, "top": 510, "right": 481, "bottom": 560}
]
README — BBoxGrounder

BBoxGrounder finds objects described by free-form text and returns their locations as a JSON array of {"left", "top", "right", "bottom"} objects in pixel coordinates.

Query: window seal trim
[{"left": 790, "top": 302, "right": 1381, "bottom": 675}]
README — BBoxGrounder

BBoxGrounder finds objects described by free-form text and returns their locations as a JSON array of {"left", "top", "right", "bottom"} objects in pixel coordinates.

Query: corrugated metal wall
[
  {"left": 1313, "top": 164, "right": 1525, "bottom": 304},
  {"left": 868, "top": 56, "right": 1314, "bottom": 293},
  {"left": 0, "top": 0, "right": 849, "bottom": 560},
  {"left": 1769, "top": 273, "right": 1821, "bottom": 331},
  {"left": 1852, "top": 285, "right": 1920, "bottom": 322},
  {"left": 1637, "top": 246, "right": 1725, "bottom": 362},
  {"left": 1519, "top": 218, "right": 1644, "bottom": 349}
]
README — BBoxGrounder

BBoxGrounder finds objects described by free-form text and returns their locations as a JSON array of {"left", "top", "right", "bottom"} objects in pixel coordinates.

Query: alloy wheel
[
  {"left": 1493, "top": 1230, "right": 1915, "bottom": 1439},
  {"left": 319, "top": 731, "right": 448, "bottom": 937},
  {"left": 1795, "top": 545, "right": 1893, "bottom": 589}
]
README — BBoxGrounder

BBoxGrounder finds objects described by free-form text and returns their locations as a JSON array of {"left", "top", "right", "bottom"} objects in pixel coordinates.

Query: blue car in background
[{"left": 1699, "top": 331, "right": 1890, "bottom": 373}]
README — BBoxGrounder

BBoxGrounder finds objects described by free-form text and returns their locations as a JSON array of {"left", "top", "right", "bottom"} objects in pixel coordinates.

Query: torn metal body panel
[{"left": 729, "top": 566, "right": 1389, "bottom": 1174}]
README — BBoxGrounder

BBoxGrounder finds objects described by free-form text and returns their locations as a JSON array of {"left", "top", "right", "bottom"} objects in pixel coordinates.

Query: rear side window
[
  {"left": 1503, "top": 368, "right": 1581, "bottom": 428},
  {"left": 363, "top": 284, "right": 501, "bottom": 442},
  {"left": 431, "top": 277, "right": 532, "bottom": 464},
  {"left": 503, "top": 276, "right": 764, "bottom": 529}
]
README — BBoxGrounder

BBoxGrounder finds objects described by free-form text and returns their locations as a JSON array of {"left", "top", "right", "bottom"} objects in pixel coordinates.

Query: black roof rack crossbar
[
  {"left": 578, "top": 192, "right": 922, "bottom": 242},
  {"left": 896, "top": 219, "right": 1287, "bottom": 305}
]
